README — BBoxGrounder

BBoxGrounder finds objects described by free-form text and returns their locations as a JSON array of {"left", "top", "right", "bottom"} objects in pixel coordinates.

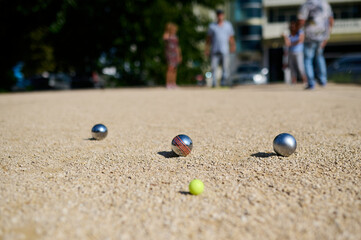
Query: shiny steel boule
[
  {"left": 91, "top": 124, "right": 108, "bottom": 140},
  {"left": 273, "top": 133, "right": 297, "bottom": 157},
  {"left": 171, "top": 134, "right": 193, "bottom": 157}
]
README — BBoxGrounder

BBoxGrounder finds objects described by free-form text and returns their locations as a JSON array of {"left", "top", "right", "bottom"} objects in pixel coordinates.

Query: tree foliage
[{"left": 0, "top": 0, "right": 224, "bottom": 90}]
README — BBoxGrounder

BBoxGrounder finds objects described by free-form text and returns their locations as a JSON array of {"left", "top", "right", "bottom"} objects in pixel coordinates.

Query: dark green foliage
[{"left": 0, "top": 0, "right": 224, "bottom": 90}]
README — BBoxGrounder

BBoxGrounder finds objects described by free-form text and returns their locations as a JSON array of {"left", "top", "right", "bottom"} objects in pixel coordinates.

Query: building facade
[
  {"left": 227, "top": 0, "right": 361, "bottom": 81},
  {"left": 227, "top": 0, "right": 263, "bottom": 60}
]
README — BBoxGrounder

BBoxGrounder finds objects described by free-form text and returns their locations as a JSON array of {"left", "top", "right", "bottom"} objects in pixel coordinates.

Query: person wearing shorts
[{"left": 283, "top": 21, "right": 307, "bottom": 85}]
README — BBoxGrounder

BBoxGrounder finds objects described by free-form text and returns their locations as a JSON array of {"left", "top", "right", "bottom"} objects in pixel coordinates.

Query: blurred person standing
[
  {"left": 163, "top": 22, "right": 182, "bottom": 89},
  {"left": 282, "top": 21, "right": 307, "bottom": 85},
  {"left": 282, "top": 45, "right": 291, "bottom": 84},
  {"left": 205, "top": 9, "right": 236, "bottom": 87},
  {"left": 298, "top": 0, "right": 334, "bottom": 90}
]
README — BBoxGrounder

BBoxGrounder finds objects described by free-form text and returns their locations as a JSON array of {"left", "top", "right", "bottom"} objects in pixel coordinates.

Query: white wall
[
  {"left": 263, "top": 0, "right": 361, "bottom": 7},
  {"left": 263, "top": 19, "right": 361, "bottom": 40}
]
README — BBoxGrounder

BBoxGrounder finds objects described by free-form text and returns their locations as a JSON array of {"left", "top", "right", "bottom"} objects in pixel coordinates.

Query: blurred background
[
  {"left": 231, "top": 0, "right": 361, "bottom": 85},
  {"left": 1, "top": 0, "right": 360, "bottom": 91}
]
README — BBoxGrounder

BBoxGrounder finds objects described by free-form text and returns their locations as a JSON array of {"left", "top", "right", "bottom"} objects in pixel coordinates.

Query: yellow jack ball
[{"left": 189, "top": 179, "right": 204, "bottom": 195}]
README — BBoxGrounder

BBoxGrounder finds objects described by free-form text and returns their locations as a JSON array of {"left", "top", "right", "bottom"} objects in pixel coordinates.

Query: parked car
[
  {"left": 71, "top": 73, "right": 95, "bottom": 89},
  {"left": 327, "top": 54, "right": 361, "bottom": 83},
  {"left": 229, "top": 64, "right": 269, "bottom": 85},
  {"left": 28, "top": 72, "right": 72, "bottom": 90},
  {"left": 48, "top": 72, "right": 72, "bottom": 89}
]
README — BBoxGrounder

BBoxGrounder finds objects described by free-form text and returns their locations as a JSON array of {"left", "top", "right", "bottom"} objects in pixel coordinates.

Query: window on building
[
  {"left": 238, "top": 25, "right": 262, "bottom": 36},
  {"left": 246, "top": 8, "right": 262, "bottom": 18},
  {"left": 332, "top": 3, "right": 361, "bottom": 19},
  {"left": 240, "top": 40, "right": 261, "bottom": 51},
  {"left": 267, "top": 7, "right": 298, "bottom": 23},
  {"left": 267, "top": 3, "right": 361, "bottom": 23},
  {"left": 234, "top": 0, "right": 262, "bottom": 21}
]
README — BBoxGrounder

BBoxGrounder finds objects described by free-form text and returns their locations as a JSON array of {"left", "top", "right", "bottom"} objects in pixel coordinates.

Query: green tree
[
  {"left": 0, "top": 0, "right": 224, "bottom": 90},
  {"left": 0, "top": 0, "right": 63, "bottom": 90}
]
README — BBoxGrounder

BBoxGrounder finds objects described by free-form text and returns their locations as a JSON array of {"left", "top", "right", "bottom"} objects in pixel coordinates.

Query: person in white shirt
[{"left": 205, "top": 9, "right": 236, "bottom": 87}]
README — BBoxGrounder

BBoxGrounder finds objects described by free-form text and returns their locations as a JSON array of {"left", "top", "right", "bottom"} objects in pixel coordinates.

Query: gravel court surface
[{"left": 0, "top": 84, "right": 360, "bottom": 240}]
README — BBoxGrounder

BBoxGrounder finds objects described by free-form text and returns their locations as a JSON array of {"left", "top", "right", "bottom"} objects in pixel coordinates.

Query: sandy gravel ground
[{"left": 0, "top": 84, "right": 360, "bottom": 240}]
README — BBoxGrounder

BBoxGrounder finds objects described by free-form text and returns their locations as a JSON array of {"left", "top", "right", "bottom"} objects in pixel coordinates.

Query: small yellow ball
[{"left": 189, "top": 179, "right": 204, "bottom": 195}]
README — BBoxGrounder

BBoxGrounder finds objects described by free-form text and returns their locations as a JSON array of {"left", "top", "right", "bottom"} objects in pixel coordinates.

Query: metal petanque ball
[
  {"left": 171, "top": 134, "right": 193, "bottom": 157},
  {"left": 273, "top": 133, "right": 297, "bottom": 157},
  {"left": 91, "top": 124, "right": 108, "bottom": 140}
]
